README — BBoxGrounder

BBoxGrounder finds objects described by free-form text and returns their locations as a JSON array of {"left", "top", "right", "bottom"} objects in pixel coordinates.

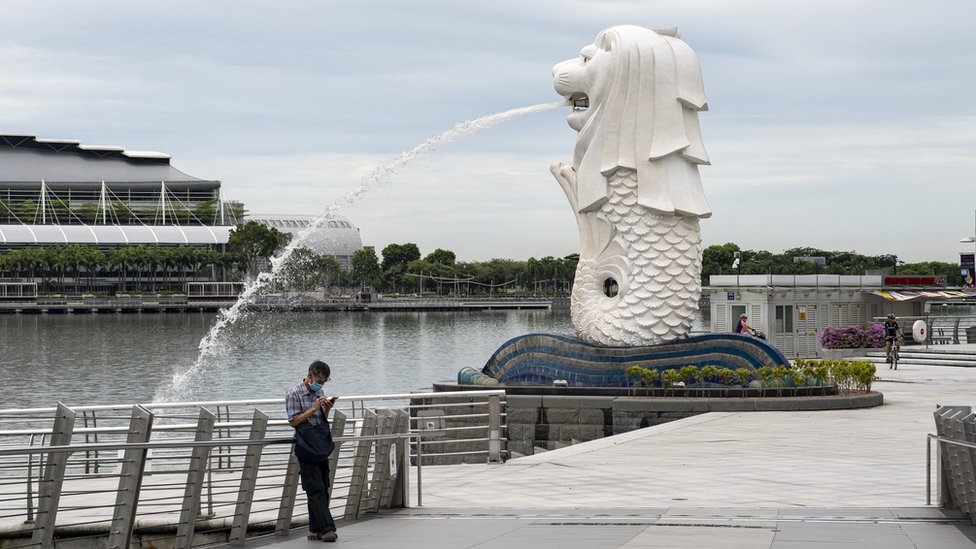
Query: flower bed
[
  {"left": 625, "top": 359, "right": 876, "bottom": 397},
  {"left": 819, "top": 323, "right": 885, "bottom": 349}
]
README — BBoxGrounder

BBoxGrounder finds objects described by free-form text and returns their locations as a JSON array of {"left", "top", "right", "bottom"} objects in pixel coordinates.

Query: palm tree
[
  {"left": 79, "top": 246, "right": 105, "bottom": 291},
  {"left": 109, "top": 247, "right": 129, "bottom": 293}
]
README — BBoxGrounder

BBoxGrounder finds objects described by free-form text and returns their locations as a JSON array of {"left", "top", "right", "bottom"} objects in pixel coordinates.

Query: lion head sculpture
[{"left": 552, "top": 25, "right": 711, "bottom": 218}]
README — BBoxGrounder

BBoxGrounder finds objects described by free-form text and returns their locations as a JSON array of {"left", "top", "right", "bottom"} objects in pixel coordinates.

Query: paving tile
[{"left": 619, "top": 525, "right": 775, "bottom": 548}]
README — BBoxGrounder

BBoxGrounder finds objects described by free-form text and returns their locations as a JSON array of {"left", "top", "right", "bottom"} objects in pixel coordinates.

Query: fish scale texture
[{"left": 572, "top": 169, "right": 702, "bottom": 346}]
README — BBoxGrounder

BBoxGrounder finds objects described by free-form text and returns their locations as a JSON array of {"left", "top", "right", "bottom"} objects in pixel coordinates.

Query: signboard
[
  {"left": 727, "top": 291, "right": 735, "bottom": 301},
  {"left": 882, "top": 275, "right": 947, "bottom": 287},
  {"left": 798, "top": 306, "right": 807, "bottom": 321},
  {"left": 962, "top": 253, "right": 975, "bottom": 288}
]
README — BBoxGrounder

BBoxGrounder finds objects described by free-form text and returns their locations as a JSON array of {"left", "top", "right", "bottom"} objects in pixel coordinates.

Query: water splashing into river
[{"left": 154, "top": 101, "right": 568, "bottom": 402}]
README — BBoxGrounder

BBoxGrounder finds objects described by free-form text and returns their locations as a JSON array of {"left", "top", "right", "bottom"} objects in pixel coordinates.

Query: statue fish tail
[{"left": 571, "top": 169, "right": 702, "bottom": 346}]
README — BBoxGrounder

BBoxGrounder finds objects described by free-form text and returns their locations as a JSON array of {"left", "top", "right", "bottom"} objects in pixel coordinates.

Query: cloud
[{"left": 2, "top": 0, "right": 975, "bottom": 264}]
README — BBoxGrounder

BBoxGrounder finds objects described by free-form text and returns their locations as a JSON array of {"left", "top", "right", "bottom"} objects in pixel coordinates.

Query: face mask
[{"left": 308, "top": 380, "right": 323, "bottom": 392}]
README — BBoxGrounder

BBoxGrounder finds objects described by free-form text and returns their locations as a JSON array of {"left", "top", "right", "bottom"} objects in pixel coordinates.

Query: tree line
[
  {"left": 1, "top": 221, "right": 964, "bottom": 295},
  {"left": 702, "top": 243, "right": 966, "bottom": 286},
  {"left": 345, "top": 243, "right": 577, "bottom": 296}
]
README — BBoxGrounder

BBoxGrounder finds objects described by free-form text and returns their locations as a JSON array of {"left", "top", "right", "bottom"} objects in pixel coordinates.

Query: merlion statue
[
  {"left": 461, "top": 26, "right": 789, "bottom": 387},
  {"left": 551, "top": 25, "right": 711, "bottom": 346}
]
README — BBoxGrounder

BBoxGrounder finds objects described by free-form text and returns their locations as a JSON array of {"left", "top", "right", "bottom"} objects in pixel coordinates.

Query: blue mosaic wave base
[{"left": 470, "top": 332, "right": 792, "bottom": 387}]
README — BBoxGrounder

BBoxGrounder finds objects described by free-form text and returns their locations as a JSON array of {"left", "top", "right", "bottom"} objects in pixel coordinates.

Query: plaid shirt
[{"left": 285, "top": 380, "right": 328, "bottom": 427}]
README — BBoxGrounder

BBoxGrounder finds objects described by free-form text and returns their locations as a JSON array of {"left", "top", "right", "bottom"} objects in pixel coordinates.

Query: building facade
[
  {"left": 706, "top": 274, "right": 975, "bottom": 358},
  {"left": 0, "top": 134, "right": 239, "bottom": 251}
]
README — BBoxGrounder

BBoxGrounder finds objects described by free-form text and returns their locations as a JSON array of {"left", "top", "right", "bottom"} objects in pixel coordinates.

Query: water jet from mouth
[{"left": 153, "top": 100, "right": 568, "bottom": 402}]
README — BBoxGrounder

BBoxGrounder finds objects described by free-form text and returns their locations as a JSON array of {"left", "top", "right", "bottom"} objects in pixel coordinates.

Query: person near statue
[
  {"left": 285, "top": 360, "right": 339, "bottom": 542},
  {"left": 734, "top": 313, "right": 756, "bottom": 336}
]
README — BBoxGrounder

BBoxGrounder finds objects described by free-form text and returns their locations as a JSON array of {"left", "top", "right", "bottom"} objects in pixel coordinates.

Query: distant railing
[
  {"left": 926, "top": 315, "right": 976, "bottom": 344},
  {"left": 0, "top": 390, "right": 505, "bottom": 548}
]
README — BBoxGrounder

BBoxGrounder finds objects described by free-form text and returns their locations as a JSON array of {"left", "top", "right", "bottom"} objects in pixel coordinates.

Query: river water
[
  {"left": 0, "top": 310, "right": 574, "bottom": 408},
  {"left": 1, "top": 308, "right": 712, "bottom": 409}
]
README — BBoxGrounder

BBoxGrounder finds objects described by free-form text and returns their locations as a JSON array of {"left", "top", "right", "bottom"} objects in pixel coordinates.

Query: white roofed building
[
  {"left": 0, "top": 134, "right": 240, "bottom": 250},
  {"left": 247, "top": 214, "right": 363, "bottom": 271}
]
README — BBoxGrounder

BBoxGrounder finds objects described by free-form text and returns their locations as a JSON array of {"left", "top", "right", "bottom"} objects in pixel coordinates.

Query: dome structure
[{"left": 247, "top": 214, "right": 363, "bottom": 271}]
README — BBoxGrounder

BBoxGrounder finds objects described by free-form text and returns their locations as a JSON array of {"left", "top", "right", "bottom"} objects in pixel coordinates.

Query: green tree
[
  {"left": 381, "top": 243, "right": 421, "bottom": 293},
  {"left": 194, "top": 199, "right": 218, "bottom": 225},
  {"left": 227, "top": 221, "right": 292, "bottom": 279},
  {"left": 74, "top": 202, "right": 100, "bottom": 224},
  {"left": 78, "top": 245, "right": 104, "bottom": 291},
  {"left": 17, "top": 200, "right": 39, "bottom": 223},
  {"left": 702, "top": 242, "right": 741, "bottom": 283},
  {"left": 278, "top": 247, "right": 341, "bottom": 291},
  {"left": 424, "top": 248, "right": 456, "bottom": 266},
  {"left": 351, "top": 247, "right": 381, "bottom": 292}
]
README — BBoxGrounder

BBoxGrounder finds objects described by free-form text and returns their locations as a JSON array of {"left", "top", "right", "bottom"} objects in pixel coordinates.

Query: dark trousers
[{"left": 299, "top": 457, "right": 336, "bottom": 534}]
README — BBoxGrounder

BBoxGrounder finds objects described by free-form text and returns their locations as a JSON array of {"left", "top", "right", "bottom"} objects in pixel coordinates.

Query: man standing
[{"left": 285, "top": 360, "right": 338, "bottom": 542}]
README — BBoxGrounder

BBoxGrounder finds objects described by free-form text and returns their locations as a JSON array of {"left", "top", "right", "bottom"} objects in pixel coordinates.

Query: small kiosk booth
[{"left": 705, "top": 274, "right": 972, "bottom": 358}]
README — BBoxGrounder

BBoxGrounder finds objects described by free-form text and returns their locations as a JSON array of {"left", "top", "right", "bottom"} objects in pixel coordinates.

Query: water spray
[{"left": 154, "top": 101, "right": 568, "bottom": 402}]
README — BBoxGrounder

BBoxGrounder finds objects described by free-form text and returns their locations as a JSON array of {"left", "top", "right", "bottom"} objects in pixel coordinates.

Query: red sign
[{"left": 883, "top": 275, "right": 947, "bottom": 287}]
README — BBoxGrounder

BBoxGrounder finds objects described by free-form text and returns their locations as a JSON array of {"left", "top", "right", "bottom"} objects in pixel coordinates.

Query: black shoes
[{"left": 308, "top": 531, "right": 338, "bottom": 542}]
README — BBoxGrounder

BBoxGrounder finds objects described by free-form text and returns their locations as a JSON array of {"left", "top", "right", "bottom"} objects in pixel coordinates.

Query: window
[{"left": 776, "top": 305, "right": 794, "bottom": 334}]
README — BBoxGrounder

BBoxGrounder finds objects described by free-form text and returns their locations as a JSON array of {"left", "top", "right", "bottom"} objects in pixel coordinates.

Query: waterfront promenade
[{"left": 256, "top": 346, "right": 976, "bottom": 548}]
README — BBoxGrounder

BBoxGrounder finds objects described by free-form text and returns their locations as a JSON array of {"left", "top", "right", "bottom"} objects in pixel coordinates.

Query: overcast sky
[{"left": 2, "top": 1, "right": 975, "bottom": 264}]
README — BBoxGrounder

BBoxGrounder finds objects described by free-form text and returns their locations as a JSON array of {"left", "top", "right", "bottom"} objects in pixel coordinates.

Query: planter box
[{"left": 821, "top": 348, "right": 879, "bottom": 360}]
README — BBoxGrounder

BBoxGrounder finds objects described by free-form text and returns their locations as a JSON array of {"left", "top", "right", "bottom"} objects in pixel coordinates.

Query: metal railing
[
  {"left": 926, "top": 315, "right": 976, "bottom": 344},
  {"left": 927, "top": 405, "right": 976, "bottom": 524},
  {"left": 0, "top": 390, "right": 505, "bottom": 547}
]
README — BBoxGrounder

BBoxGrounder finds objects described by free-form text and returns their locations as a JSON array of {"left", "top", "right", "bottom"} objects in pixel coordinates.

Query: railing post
[
  {"left": 328, "top": 411, "right": 347, "bottom": 490},
  {"left": 344, "top": 410, "right": 377, "bottom": 519},
  {"left": 416, "top": 433, "right": 424, "bottom": 507},
  {"left": 229, "top": 409, "right": 269, "bottom": 545},
  {"left": 175, "top": 408, "right": 216, "bottom": 549},
  {"left": 368, "top": 409, "right": 397, "bottom": 512},
  {"left": 276, "top": 452, "right": 302, "bottom": 536},
  {"left": 927, "top": 435, "right": 932, "bottom": 506},
  {"left": 107, "top": 405, "right": 154, "bottom": 549},
  {"left": 389, "top": 409, "right": 411, "bottom": 508},
  {"left": 488, "top": 394, "right": 502, "bottom": 463},
  {"left": 31, "top": 403, "right": 76, "bottom": 548}
]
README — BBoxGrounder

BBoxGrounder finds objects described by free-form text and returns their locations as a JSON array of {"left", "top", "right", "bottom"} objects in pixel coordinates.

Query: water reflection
[
  {"left": 0, "top": 311, "right": 572, "bottom": 407},
  {"left": 1, "top": 307, "right": 709, "bottom": 408}
]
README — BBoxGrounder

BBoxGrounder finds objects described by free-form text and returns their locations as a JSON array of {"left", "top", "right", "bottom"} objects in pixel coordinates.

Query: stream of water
[{"left": 153, "top": 101, "right": 568, "bottom": 402}]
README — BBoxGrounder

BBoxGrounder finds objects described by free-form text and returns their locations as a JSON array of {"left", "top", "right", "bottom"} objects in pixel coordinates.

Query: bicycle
[{"left": 886, "top": 338, "right": 900, "bottom": 370}]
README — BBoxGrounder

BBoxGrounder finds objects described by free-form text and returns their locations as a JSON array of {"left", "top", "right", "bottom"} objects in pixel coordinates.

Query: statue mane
[{"left": 572, "top": 25, "right": 712, "bottom": 218}]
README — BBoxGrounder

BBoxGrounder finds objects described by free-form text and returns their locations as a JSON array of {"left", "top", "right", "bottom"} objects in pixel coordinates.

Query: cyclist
[
  {"left": 883, "top": 314, "right": 902, "bottom": 368},
  {"left": 734, "top": 313, "right": 756, "bottom": 336}
]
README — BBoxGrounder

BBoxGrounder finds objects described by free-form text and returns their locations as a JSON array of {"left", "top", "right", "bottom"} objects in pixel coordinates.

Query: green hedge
[{"left": 626, "top": 359, "right": 876, "bottom": 396}]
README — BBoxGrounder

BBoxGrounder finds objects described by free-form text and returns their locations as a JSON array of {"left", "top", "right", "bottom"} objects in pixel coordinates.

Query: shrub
[
  {"left": 679, "top": 365, "right": 698, "bottom": 386},
  {"left": 794, "top": 358, "right": 876, "bottom": 393},
  {"left": 639, "top": 368, "right": 660, "bottom": 395},
  {"left": 734, "top": 368, "right": 753, "bottom": 388},
  {"left": 661, "top": 369, "right": 680, "bottom": 396},
  {"left": 698, "top": 365, "right": 719, "bottom": 386}
]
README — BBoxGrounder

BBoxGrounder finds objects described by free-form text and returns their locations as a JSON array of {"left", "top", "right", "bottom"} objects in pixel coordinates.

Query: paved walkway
[{"left": 246, "top": 347, "right": 976, "bottom": 548}]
